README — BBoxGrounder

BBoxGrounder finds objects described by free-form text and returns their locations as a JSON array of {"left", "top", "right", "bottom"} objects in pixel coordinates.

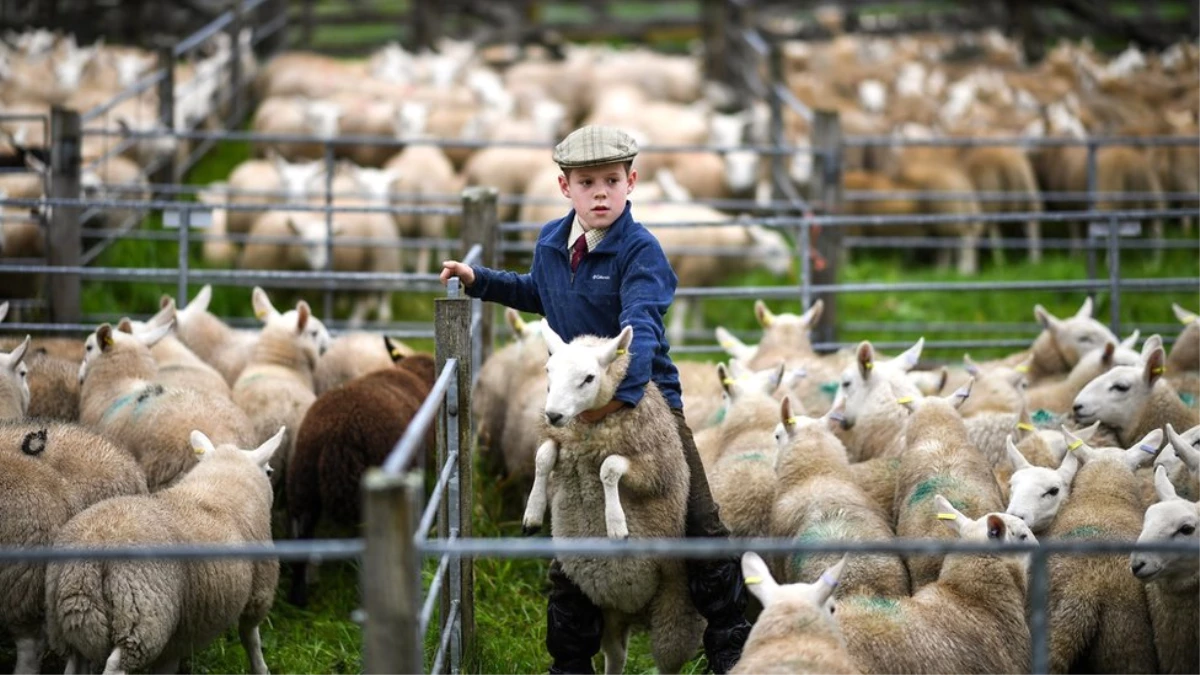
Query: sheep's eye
[
  {"left": 1109, "top": 382, "right": 1130, "bottom": 393},
  {"left": 1178, "top": 524, "right": 1196, "bottom": 536},
  {"left": 841, "top": 379, "right": 852, "bottom": 389},
  {"left": 582, "top": 374, "right": 595, "bottom": 386},
  {"left": 1078, "top": 336, "right": 1093, "bottom": 344},
  {"left": 1045, "top": 487, "right": 1060, "bottom": 497},
  {"left": 85, "top": 344, "right": 92, "bottom": 352},
  {"left": 265, "top": 466, "right": 274, "bottom": 477},
  {"left": 1019, "top": 533, "right": 1028, "bottom": 541}
]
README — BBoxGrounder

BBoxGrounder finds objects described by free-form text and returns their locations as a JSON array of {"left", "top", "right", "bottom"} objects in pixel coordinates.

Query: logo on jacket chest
[{"left": 591, "top": 274, "right": 611, "bottom": 280}]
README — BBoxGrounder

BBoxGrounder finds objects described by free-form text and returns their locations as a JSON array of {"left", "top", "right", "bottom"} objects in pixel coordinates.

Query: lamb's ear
[
  {"left": 933, "top": 494, "right": 967, "bottom": 535},
  {"left": 985, "top": 514, "right": 1008, "bottom": 541},
  {"left": 384, "top": 336, "right": 405, "bottom": 363},
  {"left": 1144, "top": 347, "right": 1166, "bottom": 387},
  {"left": 1165, "top": 424, "right": 1200, "bottom": 473},
  {"left": 1074, "top": 296, "right": 1094, "bottom": 319},
  {"left": 779, "top": 396, "right": 795, "bottom": 428},
  {"left": 285, "top": 215, "right": 301, "bottom": 236},
  {"left": 505, "top": 308, "right": 525, "bottom": 336},
  {"left": 251, "top": 286, "right": 277, "bottom": 322},
  {"left": 4, "top": 335, "right": 30, "bottom": 370},
  {"left": 1119, "top": 330, "right": 1140, "bottom": 351},
  {"left": 599, "top": 325, "right": 633, "bottom": 366},
  {"left": 1006, "top": 435, "right": 1032, "bottom": 472},
  {"left": 295, "top": 300, "right": 311, "bottom": 333},
  {"left": 1061, "top": 426, "right": 1091, "bottom": 462},
  {"left": 1015, "top": 407, "right": 1036, "bottom": 441},
  {"left": 895, "top": 337, "right": 924, "bottom": 372},
  {"left": 799, "top": 299, "right": 824, "bottom": 328},
  {"left": 856, "top": 341, "right": 875, "bottom": 380},
  {"left": 813, "top": 555, "right": 846, "bottom": 606},
  {"left": 1074, "top": 420, "right": 1101, "bottom": 442},
  {"left": 767, "top": 362, "right": 786, "bottom": 393},
  {"left": 1034, "top": 304, "right": 1062, "bottom": 333},
  {"left": 945, "top": 377, "right": 973, "bottom": 408},
  {"left": 1013, "top": 354, "right": 1033, "bottom": 377},
  {"left": 189, "top": 284, "right": 213, "bottom": 314},
  {"left": 149, "top": 297, "right": 176, "bottom": 328},
  {"left": 717, "top": 363, "right": 734, "bottom": 396},
  {"left": 963, "top": 354, "right": 980, "bottom": 376},
  {"left": 159, "top": 294, "right": 173, "bottom": 310},
  {"left": 0, "top": 301, "right": 8, "bottom": 323},
  {"left": 1154, "top": 464, "right": 1180, "bottom": 502},
  {"left": 190, "top": 429, "right": 216, "bottom": 458},
  {"left": 250, "top": 426, "right": 287, "bottom": 467},
  {"left": 541, "top": 323, "right": 565, "bottom": 355},
  {"left": 1056, "top": 446, "right": 1080, "bottom": 483},
  {"left": 116, "top": 317, "right": 134, "bottom": 334},
  {"left": 934, "top": 367, "right": 949, "bottom": 395},
  {"left": 715, "top": 326, "right": 755, "bottom": 362},
  {"left": 1140, "top": 334, "right": 1163, "bottom": 361},
  {"left": 1124, "top": 428, "right": 1163, "bottom": 470},
  {"left": 137, "top": 318, "right": 174, "bottom": 347},
  {"left": 754, "top": 299, "right": 776, "bottom": 328},
  {"left": 97, "top": 324, "right": 115, "bottom": 352},
  {"left": 741, "top": 552, "right": 780, "bottom": 607},
  {"left": 1098, "top": 341, "right": 1116, "bottom": 367},
  {"left": 1172, "top": 303, "right": 1198, "bottom": 325}
]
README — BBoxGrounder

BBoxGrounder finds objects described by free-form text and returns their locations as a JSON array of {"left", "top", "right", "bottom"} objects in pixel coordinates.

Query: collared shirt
[{"left": 567, "top": 214, "right": 608, "bottom": 254}]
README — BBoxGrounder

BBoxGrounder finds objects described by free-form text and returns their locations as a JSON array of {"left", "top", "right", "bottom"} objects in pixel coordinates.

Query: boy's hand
[
  {"left": 576, "top": 400, "right": 627, "bottom": 424},
  {"left": 439, "top": 260, "right": 475, "bottom": 287}
]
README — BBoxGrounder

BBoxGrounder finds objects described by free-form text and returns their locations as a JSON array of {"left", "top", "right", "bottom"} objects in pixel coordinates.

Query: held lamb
[
  {"left": 521, "top": 325, "right": 704, "bottom": 674},
  {"left": 44, "top": 428, "right": 283, "bottom": 675}
]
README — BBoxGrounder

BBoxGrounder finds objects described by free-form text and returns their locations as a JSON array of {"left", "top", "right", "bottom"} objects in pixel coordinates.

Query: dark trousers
[{"left": 546, "top": 409, "right": 747, "bottom": 672}]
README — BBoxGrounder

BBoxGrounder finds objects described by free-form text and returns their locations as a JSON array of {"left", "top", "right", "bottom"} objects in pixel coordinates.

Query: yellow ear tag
[
  {"left": 936, "top": 513, "right": 957, "bottom": 520},
  {"left": 761, "top": 316, "right": 773, "bottom": 327},
  {"left": 255, "top": 309, "right": 267, "bottom": 320},
  {"left": 615, "top": 349, "right": 627, "bottom": 356},
  {"left": 745, "top": 576, "right": 763, "bottom": 585},
  {"left": 193, "top": 446, "right": 206, "bottom": 456},
  {"left": 895, "top": 396, "right": 913, "bottom": 405},
  {"left": 863, "top": 361, "right": 874, "bottom": 370},
  {"left": 103, "top": 335, "right": 114, "bottom": 347},
  {"left": 785, "top": 416, "right": 799, "bottom": 425},
  {"left": 1016, "top": 422, "right": 1036, "bottom": 432},
  {"left": 514, "top": 317, "right": 526, "bottom": 331},
  {"left": 390, "top": 349, "right": 402, "bottom": 359},
  {"left": 1015, "top": 364, "right": 1030, "bottom": 373},
  {"left": 719, "top": 340, "right": 734, "bottom": 349},
  {"left": 1067, "top": 439, "right": 1084, "bottom": 451},
  {"left": 1151, "top": 366, "right": 1165, "bottom": 375}
]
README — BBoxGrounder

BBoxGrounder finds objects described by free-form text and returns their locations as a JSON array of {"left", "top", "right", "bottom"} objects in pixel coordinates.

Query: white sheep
[
  {"left": 1073, "top": 344, "right": 1199, "bottom": 446},
  {"left": 836, "top": 338, "right": 925, "bottom": 462},
  {"left": 1157, "top": 422, "right": 1200, "bottom": 501},
  {"left": 1003, "top": 434, "right": 1079, "bottom": 534},
  {"left": 45, "top": 427, "right": 283, "bottom": 675},
  {"left": 520, "top": 325, "right": 704, "bottom": 674},
  {"left": 1017, "top": 298, "right": 1119, "bottom": 383},
  {"left": 0, "top": 334, "right": 30, "bottom": 419},
  {"left": 314, "top": 331, "right": 411, "bottom": 396},
  {"left": 172, "top": 285, "right": 260, "bottom": 387}
]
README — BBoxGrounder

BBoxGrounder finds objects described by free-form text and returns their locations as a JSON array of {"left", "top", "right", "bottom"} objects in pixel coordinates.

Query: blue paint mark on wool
[
  {"left": 1180, "top": 392, "right": 1196, "bottom": 408},
  {"left": 819, "top": 382, "right": 840, "bottom": 398}
]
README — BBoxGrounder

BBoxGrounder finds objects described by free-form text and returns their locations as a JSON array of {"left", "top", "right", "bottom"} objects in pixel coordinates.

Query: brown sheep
[{"left": 286, "top": 351, "right": 436, "bottom": 607}]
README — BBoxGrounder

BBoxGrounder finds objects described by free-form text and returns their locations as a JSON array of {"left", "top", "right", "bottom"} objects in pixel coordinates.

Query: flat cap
[{"left": 552, "top": 125, "right": 639, "bottom": 169}]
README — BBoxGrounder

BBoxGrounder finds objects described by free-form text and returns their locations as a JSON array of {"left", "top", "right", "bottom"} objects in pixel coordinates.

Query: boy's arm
[
  {"left": 466, "top": 264, "right": 544, "bottom": 315},
  {"left": 612, "top": 239, "right": 676, "bottom": 408}
]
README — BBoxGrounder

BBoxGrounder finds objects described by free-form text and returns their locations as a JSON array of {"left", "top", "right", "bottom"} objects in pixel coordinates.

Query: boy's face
[{"left": 558, "top": 162, "right": 638, "bottom": 230}]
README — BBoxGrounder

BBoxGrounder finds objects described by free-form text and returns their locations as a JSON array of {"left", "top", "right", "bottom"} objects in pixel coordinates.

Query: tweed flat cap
[{"left": 552, "top": 125, "right": 639, "bottom": 169}]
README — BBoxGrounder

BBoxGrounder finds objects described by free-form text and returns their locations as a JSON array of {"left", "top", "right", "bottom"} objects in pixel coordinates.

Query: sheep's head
[
  {"left": 353, "top": 166, "right": 400, "bottom": 202},
  {"left": 936, "top": 493, "right": 1037, "bottom": 546},
  {"left": 1005, "top": 435, "right": 1078, "bottom": 534},
  {"left": 1130, "top": 465, "right": 1199, "bottom": 583},
  {"left": 111, "top": 51, "right": 153, "bottom": 87},
  {"left": 754, "top": 299, "right": 822, "bottom": 357},
  {"left": 1071, "top": 346, "right": 1167, "bottom": 434},
  {"left": 1157, "top": 423, "right": 1200, "bottom": 488},
  {"left": 395, "top": 101, "right": 429, "bottom": 138},
  {"left": 740, "top": 551, "right": 844, "bottom": 637},
  {"left": 0, "top": 335, "right": 31, "bottom": 418},
  {"left": 79, "top": 320, "right": 171, "bottom": 384},
  {"left": 838, "top": 338, "right": 924, "bottom": 429},
  {"left": 191, "top": 425, "right": 285, "bottom": 482},
  {"left": 284, "top": 214, "right": 344, "bottom": 273},
  {"left": 1033, "top": 297, "right": 1117, "bottom": 367},
  {"left": 250, "top": 286, "right": 331, "bottom": 359},
  {"left": 52, "top": 40, "right": 98, "bottom": 93},
  {"left": 1060, "top": 426, "right": 1162, "bottom": 473},
  {"left": 303, "top": 100, "right": 342, "bottom": 138},
  {"left": 270, "top": 154, "right": 324, "bottom": 200},
  {"left": 773, "top": 394, "right": 844, "bottom": 465},
  {"left": 541, "top": 324, "right": 632, "bottom": 428}
]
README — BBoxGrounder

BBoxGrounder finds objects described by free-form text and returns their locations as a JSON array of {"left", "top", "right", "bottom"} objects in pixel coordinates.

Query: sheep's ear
[
  {"left": 1154, "top": 464, "right": 1180, "bottom": 502},
  {"left": 715, "top": 326, "right": 755, "bottom": 362},
  {"left": 541, "top": 323, "right": 565, "bottom": 355},
  {"left": 1074, "top": 296, "right": 1094, "bottom": 319},
  {"left": 250, "top": 426, "right": 287, "bottom": 467},
  {"left": 741, "top": 552, "right": 780, "bottom": 607},
  {"left": 825, "top": 390, "right": 847, "bottom": 430},
  {"left": 1140, "top": 334, "right": 1163, "bottom": 360},
  {"left": 117, "top": 317, "right": 134, "bottom": 334},
  {"left": 1124, "top": 428, "right": 1163, "bottom": 470},
  {"left": 1057, "top": 446, "right": 1080, "bottom": 482},
  {"left": 768, "top": 362, "right": 786, "bottom": 393},
  {"left": 1074, "top": 420, "right": 1101, "bottom": 442},
  {"left": 779, "top": 396, "right": 794, "bottom": 427},
  {"left": 1165, "top": 424, "right": 1200, "bottom": 473},
  {"left": 1119, "top": 330, "right": 1140, "bottom": 351},
  {"left": 598, "top": 325, "right": 633, "bottom": 366},
  {"left": 813, "top": 555, "right": 846, "bottom": 606},
  {"left": 159, "top": 294, "right": 173, "bottom": 310},
  {"left": 933, "top": 494, "right": 966, "bottom": 535},
  {"left": 1013, "top": 354, "right": 1033, "bottom": 377},
  {"left": 1034, "top": 304, "right": 1062, "bottom": 333},
  {"left": 1098, "top": 341, "right": 1116, "bottom": 367},
  {"left": 189, "top": 284, "right": 213, "bottom": 314},
  {"left": 717, "top": 363, "right": 734, "bottom": 396},
  {"left": 190, "top": 429, "right": 216, "bottom": 458},
  {"left": 799, "top": 299, "right": 823, "bottom": 328},
  {"left": 1061, "top": 426, "right": 1091, "bottom": 461},
  {"left": 285, "top": 215, "right": 301, "bottom": 236},
  {"left": 856, "top": 341, "right": 875, "bottom": 380},
  {"left": 1006, "top": 435, "right": 1032, "bottom": 472},
  {"left": 97, "top": 324, "right": 115, "bottom": 352},
  {"left": 137, "top": 318, "right": 174, "bottom": 347},
  {"left": 946, "top": 377, "right": 973, "bottom": 408},
  {"left": 149, "top": 297, "right": 176, "bottom": 328},
  {"left": 1144, "top": 347, "right": 1166, "bottom": 387},
  {"left": 934, "top": 367, "right": 949, "bottom": 395},
  {"left": 963, "top": 354, "right": 980, "bottom": 376},
  {"left": 895, "top": 337, "right": 924, "bottom": 372},
  {"left": 251, "top": 287, "right": 277, "bottom": 322},
  {"left": 985, "top": 514, "right": 1008, "bottom": 541},
  {"left": 4, "top": 335, "right": 30, "bottom": 370},
  {"left": 0, "top": 301, "right": 7, "bottom": 323},
  {"left": 1016, "top": 407, "right": 1035, "bottom": 440},
  {"left": 505, "top": 308, "right": 525, "bottom": 336},
  {"left": 754, "top": 299, "right": 776, "bottom": 328},
  {"left": 1172, "top": 303, "right": 1198, "bottom": 325},
  {"left": 295, "top": 300, "right": 311, "bottom": 333},
  {"left": 384, "top": 336, "right": 405, "bottom": 363}
]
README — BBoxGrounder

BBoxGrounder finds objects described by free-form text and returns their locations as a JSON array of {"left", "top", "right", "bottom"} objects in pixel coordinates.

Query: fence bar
[
  {"left": 809, "top": 109, "right": 842, "bottom": 344},
  {"left": 434, "top": 286, "right": 475, "bottom": 662},
  {"left": 47, "top": 107, "right": 81, "bottom": 324},
  {"left": 361, "top": 469, "right": 422, "bottom": 675},
  {"left": 429, "top": 601, "right": 461, "bottom": 675},
  {"left": 419, "top": 552, "right": 452, "bottom": 635}
]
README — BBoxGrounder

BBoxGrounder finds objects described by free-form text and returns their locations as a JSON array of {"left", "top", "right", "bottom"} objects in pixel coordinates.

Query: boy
[{"left": 439, "top": 125, "right": 750, "bottom": 674}]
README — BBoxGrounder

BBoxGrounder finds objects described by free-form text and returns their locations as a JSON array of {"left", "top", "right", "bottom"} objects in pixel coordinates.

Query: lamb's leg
[
  {"left": 376, "top": 291, "right": 393, "bottom": 323},
  {"left": 987, "top": 222, "right": 1005, "bottom": 266},
  {"left": 64, "top": 653, "right": 82, "bottom": 675},
  {"left": 600, "top": 610, "right": 630, "bottom": 675},
  {"left": 348, "top": 294, "right": 371, "bottom": 327},
  {"left": 957, "top": 232, "right": 979, "bottom": 275},
  {"left": 239, "top": 619, "right": 271, "bottom": 675},
  {"left": 522, "top": 440, "right": 558, "bottom": 535},
  {"left": 13, "top": 634, "right": 43, "bottom": 674},
  {"left": 102, "top": 647, "right": 125, "bottom": 675},
  {"left": 1027, "top": 219, "right": 1042, "bottom": 264},
  {"left": 667, "top": 302, "right": 687, "bottom": 346},
  {"left": 599, "top": 455, "right": 631, "bottom": 539}
]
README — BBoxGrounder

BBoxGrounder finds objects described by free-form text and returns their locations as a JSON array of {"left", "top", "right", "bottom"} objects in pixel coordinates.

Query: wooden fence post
[
  {"left": 47, "top": 107, "right": 81, "bottom": 325},
  {"left": 361, "top": 469, "right": 423, "bottom": 675},
  {"left": 461, "top": 187, "right": 499, "bottom": 363},
  {"left": 809, "top": 109, "right": 842, "bottom": 347},
  {"left": 701, "top": 0, "right": 728, "bottom": 88},
  {"left": 226, "top": 0, "right": 245, "bottom": 127},
  {"left": 435, "top": 290, "right": 475, "bottom": 663}
]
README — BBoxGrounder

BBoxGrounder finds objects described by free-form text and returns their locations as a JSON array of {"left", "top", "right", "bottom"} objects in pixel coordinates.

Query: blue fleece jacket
[{"left": 465, "top": 201, "right": 683, "bottom": 409}]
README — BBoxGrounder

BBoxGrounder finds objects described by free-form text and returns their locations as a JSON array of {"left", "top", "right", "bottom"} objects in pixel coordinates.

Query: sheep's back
[{"left": 0, "top": 454, "right": 71, "bottom": 635}]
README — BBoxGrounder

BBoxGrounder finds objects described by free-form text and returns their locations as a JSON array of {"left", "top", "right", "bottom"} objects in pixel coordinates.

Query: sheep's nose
[
  {"left": 1072, "top": 403, "right": 1084, "bottom": 414},
  {"left": 546, "top": 412, "right": 563, "bottom": 426},
  {"left": 1131, "top": 560, "right": 1146, "bottom": 575}
]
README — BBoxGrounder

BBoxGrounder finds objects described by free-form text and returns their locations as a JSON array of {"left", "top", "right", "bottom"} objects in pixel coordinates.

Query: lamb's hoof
[{"left": 522, "top": 523, "right": 541, "bottom": 537}]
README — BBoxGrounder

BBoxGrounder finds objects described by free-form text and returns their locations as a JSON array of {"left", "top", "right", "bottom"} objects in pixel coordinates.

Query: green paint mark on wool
[
  {"left": 1060, "top": 525, "right": 1104, "bottom": 539},
  {"left": 791, "top": 518, "right": 851, "bottom": 575},
  {"left": 907, "top": 475, "right": 959, "bottom": 508},
  {"left": 820, "top": 382, "right": 840, "bottom": 398},
  {"left": 1032, "top": 409, "right": 1056, "bottom": 426},
  {"left": 712, "top": 406, "right": 727, "bottom": 425},
  {"left": 736, "top": 452, "right": 768, "bottom": 462},
  {"left": 1181, "top": 392, "right": 1196, "bottom": 408},
  {"left": 846, "top": 595, "right": 902, "bottom": 616}
]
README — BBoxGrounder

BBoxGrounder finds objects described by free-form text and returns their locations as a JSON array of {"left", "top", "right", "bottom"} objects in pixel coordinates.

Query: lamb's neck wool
[
  {"left": 734, "top": 605, "right": 857, "bottom": 675},
  {"left": 1146, "top": 579, "right": 1200, "bottom": 675},
  {"left": 1027, "top": 356, "right": 1111, "bottom": 413},
  {"left": 842, "top": 393, "right": 908, "bottom": 462},
  {"left": 1027, "top": 330, "right": 1073, "bottom": 382},
  {"left": 1052, "top": 460, "right": 1145, "bottom": 537},
  {"left": 249, "top": 325, "right": 316, "bottom": 387},
  {"left": 149, "top": 336, "right": 204, "bottom": 368},
  {"left": 937, "top": 552, "right": 1029, "bottom": 623},
  {"left": 1123, "top": 381, "right": 1200, "bottom": 447},
  {"left": 0, "top": 383, "right": 24, "bottom": 420},
  {"left": 904, "top": 399, "right": 970, "bottom": 453},
  {"left": 80, "top": 345, "right": 159, "bottom": 423},
  {"left": 777, "top": 431, "right": 852, "bottom": 487},
  {"left": 966, "top": 411, "right": 1020, "bottom": 469},
  {"left": 717, "top": 392, "right": 782, "bottom": 447},
  {"left": 1167, "top": 321, "right": 1199, "bottom": 375},
  {"left": 175, "top": 309, "right": 234, "bottom": 363}
]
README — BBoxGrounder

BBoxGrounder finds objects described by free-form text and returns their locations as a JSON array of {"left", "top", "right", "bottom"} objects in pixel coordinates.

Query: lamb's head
[
  {"left": 715, "top": 360, "right": 786, "bottom": 427},
  {"left": 1017, "top": 419, "right": 1101, "bottom": 465},
  {"left": 773, "top": 394, "right": 845, "bottom": 468},
  {"left": 1061, "top": 426, "right": 1162, "bottom": 473},
  {"left": 0, "top": 335, "right": 31, "bottom": 419},
  {"left": 190, "top": 426, "right": 285, "bottom": 496},
  {"left": 1130, "top": 465, "right": 1199, "bottom": 583},
  {"left": 1071, "top": 345, "right": 1167, "bottom": 434},
  {"left": 541, "top": 324, "right": 633, "bottom": 428},
  {"left": 1033, "top": 297, "right": 1117, "bottom": 368},
  {"left": 52, "top": 40, "right": 98, "bottom": 94},
  {"left": 1157, "top": 423, "right": 1200, "bottom": 483},
  {"left": 303, "top": 100, "right": 342, "bottom": 138},
  {"left": 744, "top": 224, "right": 793, "bottom": 277},
  {"left": 741, "top": 551, "right": 844, "bottom": 641},
  {"left": 723, "top": 149, "right": 760, "bottom": 196},
  {"left": 958, "top": 355, "right": 1028, "bottom": 416},
  {"left": 79, "top": 320, "right": 172, "bottom": 385},
  {"left": 935, "top": 494, "right": 1037, "bottom": 577},
  {"left": 753, "top": 299, "right": 822, "bottom": 357},
  {"left": 1005, "top": 435, "right": 1078, "bottom": 533},
  {"left": 270, "top": 153, "right": 324, "bottom": 200},
  {"left": 504, "top": 308, "right": 548, "bottom": 362},
  {"left": 106, "top": 50, "right": 153, "bottom": 87},
  {"left": 251, "top": 286, "right": 331, "bottom": 360},
  {"left": 284, "top": 214, "right": 344, "bottom": 272},
  {"left": 395, "top": 101, "right": 429, "bottom": 138},
  {"left": 353, "top": 166, "right": 400, "bottom": 202},
  {"left": 838, "top": 338, "right": 924, "bottom": 429}
]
